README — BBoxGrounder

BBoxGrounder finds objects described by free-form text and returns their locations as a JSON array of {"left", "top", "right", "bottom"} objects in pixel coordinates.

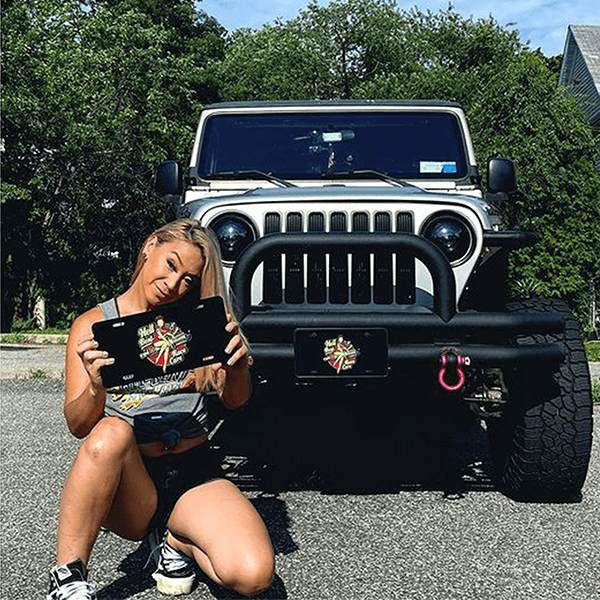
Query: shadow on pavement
[
  {"left": 97, "top": 543, "right": 154, "bottom": 599},
  {"left": 212, "top": 379, "right": 497, "bottom": 500},
  {"left": 96, "top": 497, "right": 293, "bottom": 599}
]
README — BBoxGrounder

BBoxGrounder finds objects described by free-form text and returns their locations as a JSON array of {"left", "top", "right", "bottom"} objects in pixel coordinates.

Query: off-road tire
[{"left": 488, "top": 298, "right": 593, "bottom": 502}]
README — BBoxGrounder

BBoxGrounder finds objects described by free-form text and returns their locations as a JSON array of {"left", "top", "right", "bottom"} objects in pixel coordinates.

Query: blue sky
[{"left": 200, "top": 0, "right": 600, "bottom": 57}]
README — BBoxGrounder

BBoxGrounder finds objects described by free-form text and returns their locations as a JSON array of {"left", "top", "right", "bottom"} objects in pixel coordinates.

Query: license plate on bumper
[{"left": 294, "top": 328, "right": 388, "bottom": 378}]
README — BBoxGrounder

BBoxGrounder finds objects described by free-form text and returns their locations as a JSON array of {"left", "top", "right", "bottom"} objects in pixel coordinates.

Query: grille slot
[
  {"left": 285, "top": 212, "right": 304, "bottom": 303},
  {"left": 307, "top": 213, "right": 326, "bottom": 303},
  {"left": 263, "top": 213, "right": 282, "bottom": 303},
  {"left": 374, "top": 212, "right": 393, "bottom": 303},
  {"left": 329, "top": 212, "right": 348, "bottom": 303},
  {"left": 262, "top": 210, "right": 415, "bottom": 306},
  {"left": 396, "top": 212, "right": 415, "bottom": 303},
  {"left": 352, "top": 212, "right": 370, "bottom": 303}
]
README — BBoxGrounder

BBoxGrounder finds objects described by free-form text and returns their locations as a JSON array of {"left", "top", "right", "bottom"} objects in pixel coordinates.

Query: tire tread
[{"left": 490, "top": 298, "right": 593, "bottom": 501}]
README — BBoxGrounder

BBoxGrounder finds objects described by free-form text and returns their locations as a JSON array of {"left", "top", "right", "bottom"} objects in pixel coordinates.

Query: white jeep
[{"left": 156, "top": 100, "right": 593, "bottom": 501}]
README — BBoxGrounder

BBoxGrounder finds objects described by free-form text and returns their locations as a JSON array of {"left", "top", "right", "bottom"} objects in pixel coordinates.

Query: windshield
[{"left": 197, "top": 111, "right": 469, "bottom": 180}]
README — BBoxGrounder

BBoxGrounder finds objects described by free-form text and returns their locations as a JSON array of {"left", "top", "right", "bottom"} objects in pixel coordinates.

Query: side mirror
[
  {"left": 155, "top": 160, "right": 183, "bottom": 197},
  {"left": 487, "top": 157, "right": 516, "bottom": 194}
]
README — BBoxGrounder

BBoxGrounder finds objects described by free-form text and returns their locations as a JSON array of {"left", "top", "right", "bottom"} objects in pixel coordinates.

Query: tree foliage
[
  {"left": 468, "top": 52, "right": 600, "bottom": 326},
  {"left": 1, "top": 0, "right": 225, "bottom": 328},
  {"left": 218, "top": 0, "right": 413, "bottom": 100},
  {"left": 2, "top": 0, "right": 599, "bottom": 333}
]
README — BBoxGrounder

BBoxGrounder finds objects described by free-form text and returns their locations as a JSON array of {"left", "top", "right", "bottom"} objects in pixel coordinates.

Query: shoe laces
[
  {"left": 50, "top": 579, "right": 97, "bottom": 600},
  {"left": 144, "top": 529, "right": 193, "bottom": 573},
  {"left": 159, "top": 539, "right": 194, "bottom": 573},
  {"left": 143, "top": 528, "right": 163, "bottom": 570}
]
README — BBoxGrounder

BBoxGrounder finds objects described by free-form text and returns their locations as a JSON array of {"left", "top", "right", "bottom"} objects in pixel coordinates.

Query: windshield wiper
[
  {"left": 328, "top": 170, "right": 409, "bottom": 187},
  {"left": 209, "top": 170, "right": 296, "bottom": 188}
]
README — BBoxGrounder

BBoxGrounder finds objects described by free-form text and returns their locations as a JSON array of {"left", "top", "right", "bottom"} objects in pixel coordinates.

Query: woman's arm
[{"left": 64, "top": 309, "right": 115, "bottom": 438}]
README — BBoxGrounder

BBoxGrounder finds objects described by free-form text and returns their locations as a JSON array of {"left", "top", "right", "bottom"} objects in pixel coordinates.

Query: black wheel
[{"left": 488, "top": 298, "right": 593, "bottom": 502}]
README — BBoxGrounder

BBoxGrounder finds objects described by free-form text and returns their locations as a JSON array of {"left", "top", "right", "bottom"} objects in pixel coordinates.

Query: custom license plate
[{"left": 294, "top": 328, "right": 388, "bottom": 378}]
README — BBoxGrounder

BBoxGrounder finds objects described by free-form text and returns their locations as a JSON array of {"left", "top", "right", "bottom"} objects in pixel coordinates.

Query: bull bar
[{"left": 230, "top": 233, "right": 564, "bottom": 375}]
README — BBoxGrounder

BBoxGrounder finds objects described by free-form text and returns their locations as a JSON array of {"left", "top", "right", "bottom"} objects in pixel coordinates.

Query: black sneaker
[
  {"left": 47, "top": 560, "right": 97, "bottom": 600},
  {"left": 149, "top": 531, "right": 196, "bottom": 595}
]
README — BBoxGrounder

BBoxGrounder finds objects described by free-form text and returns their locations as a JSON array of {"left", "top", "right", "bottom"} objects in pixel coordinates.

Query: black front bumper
[{"left": 230, "top": 232, "right": 563, "bottom": 378}]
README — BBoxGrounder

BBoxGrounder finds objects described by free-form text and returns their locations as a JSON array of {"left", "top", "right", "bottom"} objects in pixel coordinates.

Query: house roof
[{"left": 560, "top": 25, "right": 600, "bottom": 126}]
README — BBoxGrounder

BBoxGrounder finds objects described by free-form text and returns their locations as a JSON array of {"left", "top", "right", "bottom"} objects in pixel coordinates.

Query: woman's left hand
[
  {"left": 211, "top": 314, "right": 251, "bottom": 373},
  {"left": 212, "top": 314, "right": 252, "bottom": 408}
]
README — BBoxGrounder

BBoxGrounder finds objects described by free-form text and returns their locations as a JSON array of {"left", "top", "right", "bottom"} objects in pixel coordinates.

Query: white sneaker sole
[{"left": 152, "top": 571, "right": 195, "bottom": 595}]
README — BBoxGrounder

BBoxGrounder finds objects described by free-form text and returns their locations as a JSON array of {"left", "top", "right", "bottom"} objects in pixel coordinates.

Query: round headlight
[
  {"left": 422, "top": 213, "right": 475, "bottom": 265},
  {"left": 209, "top": 214, "right": 257, "bottom": 263}
]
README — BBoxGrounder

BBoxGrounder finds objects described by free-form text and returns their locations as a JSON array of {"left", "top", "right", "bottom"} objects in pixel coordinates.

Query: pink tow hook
[{"left": 438, "top": 350, "right": 470, "bottom": 392}]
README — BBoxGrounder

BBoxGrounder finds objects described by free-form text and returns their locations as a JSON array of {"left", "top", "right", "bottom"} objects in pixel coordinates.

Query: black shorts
[{"left": 143, "top": 443, "right": 224, "bottom": 533}]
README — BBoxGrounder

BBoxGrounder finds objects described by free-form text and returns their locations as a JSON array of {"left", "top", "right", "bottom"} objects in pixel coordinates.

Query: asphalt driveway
[{"left": 1, "top": 347, "right": 599, "bottom": 600}]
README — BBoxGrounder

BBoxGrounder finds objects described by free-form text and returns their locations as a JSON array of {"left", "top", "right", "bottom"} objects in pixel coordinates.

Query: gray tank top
[{"left": 99, "top": 299, "right": 210, "bottom": 448}]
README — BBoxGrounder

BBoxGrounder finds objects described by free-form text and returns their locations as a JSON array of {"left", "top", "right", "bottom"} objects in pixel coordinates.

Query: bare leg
[
  {"left": 56, "top": 416, "right": 157, "bottom": 566},
  {"left": 166, "top": 479, "right": 275, "bottom": 597}
]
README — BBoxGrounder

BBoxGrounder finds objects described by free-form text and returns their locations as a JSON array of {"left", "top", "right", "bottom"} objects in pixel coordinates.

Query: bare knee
[
  {"left": 81, "top": 416, "right": 135, "bottom": 465},
  {"left": 220, "top": 555, "right": 275, "bottom": 597}
]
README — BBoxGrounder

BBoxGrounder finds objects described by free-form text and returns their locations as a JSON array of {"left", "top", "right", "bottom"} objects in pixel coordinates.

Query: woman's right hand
[
  {"left": 64, "top": 309, "right": 114, "bottom": 438},
  {"left": 75, "top": 335, "right": 114, "bottom": 391}
]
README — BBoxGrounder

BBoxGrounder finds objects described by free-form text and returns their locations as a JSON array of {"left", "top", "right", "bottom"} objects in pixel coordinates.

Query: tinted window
[{"left": 198, "top": 112, "right": 468, "bottom": 180}]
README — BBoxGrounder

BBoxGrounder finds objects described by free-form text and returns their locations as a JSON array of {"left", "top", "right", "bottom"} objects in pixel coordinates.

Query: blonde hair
[{"left": 132, "top": 218, "right": 245, "bottom": 394}]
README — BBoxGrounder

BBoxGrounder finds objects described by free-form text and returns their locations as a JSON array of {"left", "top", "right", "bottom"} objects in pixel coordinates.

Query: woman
[{"left": 48, "top": 219, "right": 275, "bottom": 599}]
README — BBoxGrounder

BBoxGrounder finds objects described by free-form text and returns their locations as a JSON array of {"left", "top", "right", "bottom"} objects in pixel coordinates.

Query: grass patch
[
  {"left": 585, "top": 341, "right": 600, "bottom": 362},
  {"left": 10, "top": 327, "right": 68, "bottom": 335},
  {"left": 1, "top": 330, "right": 68, "bottom": 345},
  {"left": 593, "top": 379, "right": 600, "bottom": 404},
  {"left": 1, "top": 332, "right": 29, "bottom": 344},
  {"left": 29, "top": 368, "right": 49, "bottom": 379}
]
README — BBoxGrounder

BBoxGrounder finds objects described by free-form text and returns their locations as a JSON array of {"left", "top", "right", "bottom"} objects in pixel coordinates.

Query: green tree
[
  {"left": 3, "top": 0, "right": 598, "bottom": 333},
  {"left": 219, "top": 0, "right": 411, "bottom": 100},
  {"left": 1, "top": 0, "right": 225, "bottom": 328},
  {"left": 468, "top": 52, "right": 600, "bottom": 330},
  {"left": 219, "top": 1, "right": 600, "bottom": 331}
]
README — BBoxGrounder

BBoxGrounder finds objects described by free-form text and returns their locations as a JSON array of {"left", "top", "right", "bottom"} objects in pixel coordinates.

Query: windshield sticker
[
  {"left": 420, "top": 161, "right": 457, "bottom": 174},
  {"left": 323, "top": 132, "right": 343, "bottom": 143}
]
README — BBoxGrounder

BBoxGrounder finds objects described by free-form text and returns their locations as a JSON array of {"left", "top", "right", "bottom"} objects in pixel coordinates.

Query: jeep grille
[{"left": 261, "top": 211, "right": 415, "bottom": 305}]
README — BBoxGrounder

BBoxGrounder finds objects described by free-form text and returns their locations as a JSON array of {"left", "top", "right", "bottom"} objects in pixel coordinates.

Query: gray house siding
[{"left": 560, "top": 25, "right": 600, "bottom": 169}]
